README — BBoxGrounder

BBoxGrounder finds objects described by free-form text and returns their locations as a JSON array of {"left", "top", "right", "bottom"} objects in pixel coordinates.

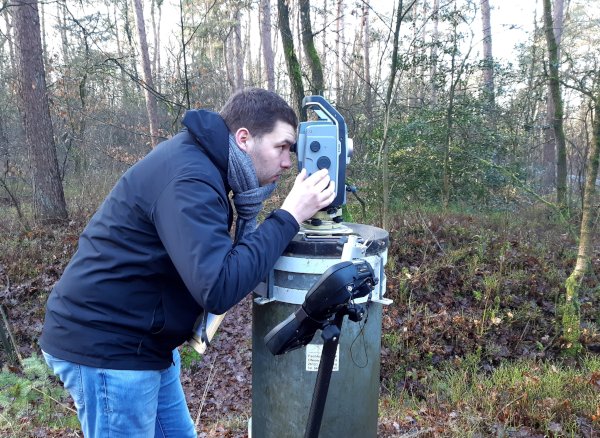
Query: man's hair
[{"left": 220, "top": 88, "right": 298, "bottom": 138}]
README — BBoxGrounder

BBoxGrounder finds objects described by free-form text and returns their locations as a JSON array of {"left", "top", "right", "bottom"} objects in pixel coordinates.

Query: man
[{"left": 40, "top": 88, "right": 335, "bottom": 437}]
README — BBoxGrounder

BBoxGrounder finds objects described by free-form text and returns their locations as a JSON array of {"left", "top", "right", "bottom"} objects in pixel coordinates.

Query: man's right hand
[{"left": 281, "top": 169, "right": 336, "bottom": 224}]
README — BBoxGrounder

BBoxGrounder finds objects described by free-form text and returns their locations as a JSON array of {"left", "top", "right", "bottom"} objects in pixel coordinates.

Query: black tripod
[{"left": 303, "top": 304, "right": 365, "bottom": 438}]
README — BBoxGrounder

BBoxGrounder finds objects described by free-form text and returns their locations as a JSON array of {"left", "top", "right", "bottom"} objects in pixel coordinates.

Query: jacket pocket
[{"left": 149, "top": 297, "right": 166, "bottom": 334}]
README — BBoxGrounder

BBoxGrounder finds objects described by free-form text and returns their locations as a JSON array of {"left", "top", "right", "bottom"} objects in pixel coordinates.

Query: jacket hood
[{"left": 182, "top": 110, "right": 229, "bottom": 181}]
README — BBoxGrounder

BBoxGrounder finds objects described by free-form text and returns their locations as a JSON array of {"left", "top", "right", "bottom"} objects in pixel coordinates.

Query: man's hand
[{"left": 281, "top": 169, "right": 336, "bottom": 224}]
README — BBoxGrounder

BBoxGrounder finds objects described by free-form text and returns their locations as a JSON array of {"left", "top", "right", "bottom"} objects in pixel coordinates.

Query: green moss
[{"left": 561, "top": 275, "right": 582, "bottom": 356}]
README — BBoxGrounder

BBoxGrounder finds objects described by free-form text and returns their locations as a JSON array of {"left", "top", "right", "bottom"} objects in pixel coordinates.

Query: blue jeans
[{"left": 42, "top": 349, "right": 197, "bottom": 438}]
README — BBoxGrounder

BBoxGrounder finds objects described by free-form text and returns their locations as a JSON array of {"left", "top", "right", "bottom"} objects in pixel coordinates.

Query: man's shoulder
[
  {"left": 141, "top": 131, "right": 220, "bottom": 178},
  {"left": 110, "top": 131, "right": 227, "bottom": 215}
]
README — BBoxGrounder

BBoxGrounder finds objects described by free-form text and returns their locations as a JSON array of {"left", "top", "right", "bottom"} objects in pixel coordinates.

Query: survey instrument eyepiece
[
  {"left": 264, "top": 259, "right": 376, "bottom": 356},
  {"left": 296, "top": 96, "right": 353, "bottom": 214}
]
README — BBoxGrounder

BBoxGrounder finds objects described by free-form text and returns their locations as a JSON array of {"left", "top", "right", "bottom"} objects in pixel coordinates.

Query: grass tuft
[{"left": 381, "top": 355, "right": 600, "bottom": 436}]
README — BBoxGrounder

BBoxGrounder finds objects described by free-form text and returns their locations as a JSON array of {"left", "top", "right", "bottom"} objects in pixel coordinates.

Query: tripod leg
[{"left": 304, "top": 314, "right": 344, "bottom": 438}]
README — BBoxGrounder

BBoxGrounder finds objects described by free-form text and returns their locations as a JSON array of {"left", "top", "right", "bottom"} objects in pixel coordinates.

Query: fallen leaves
[{"left": 589, "top": 372, "right": 600, "bottom": 391}]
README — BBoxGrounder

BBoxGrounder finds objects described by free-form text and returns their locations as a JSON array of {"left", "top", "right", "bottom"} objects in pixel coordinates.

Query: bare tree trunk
[
  {"left": 381, "top": 0, "right": 406, "bottom": 230},
  {"left": 552, "top": 0, "right": 565, "bottom": 46},
  {"left": 157, "top": 3, "right": 162, "bottom": 93},
  {"left": 260, "top": 0, "right": 276, "bottom": 91},
  {"left": 0, "top": 303, "right": 23, "bottom": 366},
  {"left": 443, "top": 76, "right": 456, "bottom": 210},
  {"left": 39, "top": 0, "right": 48, "bottom": 68},
  {"left": 347, "top": 27, "right": 362, "bottom": 102},
  {"left": 3, "top": 8, "right": 16, "bottom": 73},
  {"left": 299, "top": 0, "right": 324, "bottom": 95},
  {"left": 115, "top": 1, "right": 123, "bottom": 57},
  {"left": 541, "top": 0, "right": 564, "bottom": 190},
  {"left": 57, "top": 0, "right": 69, "bottom": 64},
  {"left": 363, "top": 0, "right": 372, "bottom": 119},
  {"left": 563, "top": 91, "right": 600, "bottom": 355},
  {"left": 178, "top": 0, "right": 190, "bottom": 109},
  {"left": 543, "top": 0, "right": 567, "bottom": 210},
  {"left": 224, "top": 36, "right": 236, "bottom": 90},
  {"left": 278, "top": 0, "right": 305, "bottom": 118},
  {"left": 111, "top": 1, "right": 130, "bottom": 102},
  {"left": 335, "top": 0, "right": 344, "bottom": 103},
  {"left": 407, "top": 3, "right": 419, "bottom": 108},
  {"left": 442, "top": 14, "right": 459, "bottom": 210},
  {"left": 233, "top": 8, "right": 245, "bottom": 90},
  {"left": 133, "top": 0, "right": 160, "bottom": 148},
  {"left": 13, "top": 0, "right": 68, "bottom": 223},
  {"left": 441, "top": 1, "right": 471, "bottom": 210},
  {"left": 252, "top": 11, "right": 260, "bottom": 87},
  {"left": 525, "top": 7, "right": 540, "bottom": 161},
  {"left": 430, "top": 0, "right": 440, "bottom": 104},
  {"left": 150, "top": 0, "right": 162, "bottom": 93},
  {"left": 480, "top": 0, "right": 494, "bottom": 108},
  {"left": 416, "top": 0, "right": 428, "bottom": 105},
  {"left": 0, "top": 114, "right": 28, "bottom": 228},
  {"left": 322, "top": 0, "right": 327, "bottom": 71},
  {"left": 124, "top": 0, "right": 140, "bottom": 83},
  {"left": 296, "top": 2, "right": 302, "bottom": 68}
]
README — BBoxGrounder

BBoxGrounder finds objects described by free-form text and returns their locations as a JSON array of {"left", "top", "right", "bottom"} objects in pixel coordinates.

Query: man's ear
[{"left": 235, "top": 128, "right": 251, "bottom": 153}]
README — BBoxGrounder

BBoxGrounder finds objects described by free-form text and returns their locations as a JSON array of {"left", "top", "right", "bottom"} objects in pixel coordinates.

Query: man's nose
[{"left": 281, "top": 151, "right": 292, "bottom": 169}]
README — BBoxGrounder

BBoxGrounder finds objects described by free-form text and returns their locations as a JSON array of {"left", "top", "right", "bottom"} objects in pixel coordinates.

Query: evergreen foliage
[{"left": 0, "top": 354, "right": 79, "bottom": 432}]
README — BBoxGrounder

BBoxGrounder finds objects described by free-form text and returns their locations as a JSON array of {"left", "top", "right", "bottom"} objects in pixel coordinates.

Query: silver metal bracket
[
  {"left": 254, "top": 296, "right": 276, "bottom": 305},
  {"left": 370, "top": 297, "right": 393, "bottom": 305},
  {"left": 254, "top": 230, "right": 389, "bottom": 306}
]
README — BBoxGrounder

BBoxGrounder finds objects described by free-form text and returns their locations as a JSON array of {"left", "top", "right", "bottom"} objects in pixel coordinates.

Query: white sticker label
[{"left": 305, "top": 344, "right": 340, "bottom": 372}]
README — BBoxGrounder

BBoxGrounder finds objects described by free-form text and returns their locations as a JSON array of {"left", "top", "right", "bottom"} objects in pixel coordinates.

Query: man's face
[{"left": 240, "top": 120, "right": 296, "bottom": 186}]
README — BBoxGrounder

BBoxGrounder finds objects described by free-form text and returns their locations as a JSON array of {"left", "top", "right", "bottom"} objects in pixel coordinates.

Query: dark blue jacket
[{"left": 40, "top": 110, "right": 299, "bottom": 370}]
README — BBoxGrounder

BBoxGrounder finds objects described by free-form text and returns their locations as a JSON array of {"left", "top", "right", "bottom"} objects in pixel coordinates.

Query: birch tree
[
  {"left": 562, "top": 86, "right": 600, "bottom": 355},
  {"left": 558, "top": 4, "right": 600, "bottom": 355}
]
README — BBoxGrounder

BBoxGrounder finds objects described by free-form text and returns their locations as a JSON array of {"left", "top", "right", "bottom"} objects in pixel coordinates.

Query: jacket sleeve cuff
[{"left": 268, "top": 209, "right": 300, "bottom": 233}]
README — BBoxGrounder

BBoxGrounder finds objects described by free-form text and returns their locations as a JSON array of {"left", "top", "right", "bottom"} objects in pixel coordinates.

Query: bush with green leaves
[{"left": 350, "top": 93, "right": 529, "bottom": 218}]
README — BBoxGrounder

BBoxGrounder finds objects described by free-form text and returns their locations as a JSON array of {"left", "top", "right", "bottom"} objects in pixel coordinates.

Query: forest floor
[{"left": 0, "top": 206, "right": 599, "bottom": 437}]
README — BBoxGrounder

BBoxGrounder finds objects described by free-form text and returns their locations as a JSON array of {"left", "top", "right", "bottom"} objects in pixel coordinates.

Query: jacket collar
[{"left": 182, "top": 110, "right": 229, "bottom": 184}]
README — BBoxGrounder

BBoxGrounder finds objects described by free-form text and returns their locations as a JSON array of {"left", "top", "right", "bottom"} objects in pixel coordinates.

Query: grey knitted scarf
[{"left": 227, "top": 134, "right": 277, "bottom": 243}]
